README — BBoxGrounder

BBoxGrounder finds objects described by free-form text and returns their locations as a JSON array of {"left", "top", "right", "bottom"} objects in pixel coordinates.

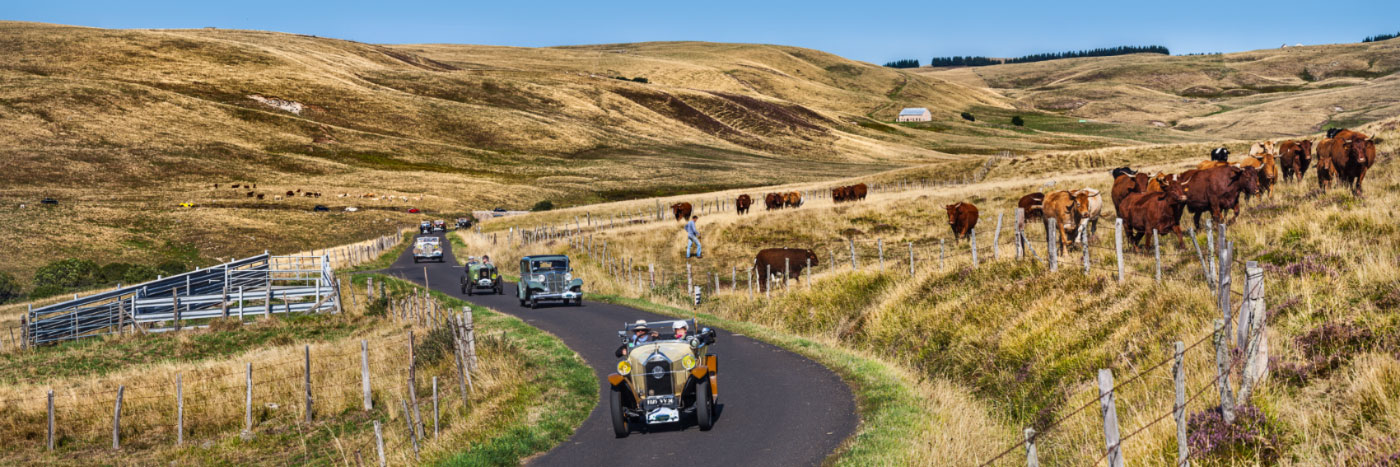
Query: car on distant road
[
  {"left": 432, "top": 219, "right": 447, "bottom": 232},
  {"left": 492, "top": 207, "right": 507, "bottom": 217},
  {"left": 609, "top": 319, "right": 718, "bottom": 437},
  {"left": 412, "top": 236, "right": 443, "bottom": 263},
  {"left": 460, "top": 257, "right": 502, "bottom": 295},
  {"left": 408, "top": 208, "right": 420, "bottom": 213},
  {"left": 419, "top": 221, "right": 433, "bottom": 234},
  {"left": 516, "top": 255, "right": 582, "bottom": 308},
  {"left": 455, "top": 218, "right": 473, "bottom": 230}
]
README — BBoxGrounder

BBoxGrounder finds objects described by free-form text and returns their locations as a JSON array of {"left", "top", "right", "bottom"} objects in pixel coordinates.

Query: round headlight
[
  {"left": 617, "top": 361, "right": 632, "bottom": 375},
  {"left": 566, "top": 272, "right": 573, "bottom": 281},
  {"left": 687, "top": 336, "right": 700, "bottom": 349},
  {"left": 681, "top": 355, "right": 697, "bottom": 370}
]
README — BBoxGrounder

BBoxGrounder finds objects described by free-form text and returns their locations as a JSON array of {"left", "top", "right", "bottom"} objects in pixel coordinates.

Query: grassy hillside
[
  {"left": 921, "top": 38, "right": 1400, "bottom": 138},
  {"left": 459, "top": 117, "right": 1399, "bottom": 464}
]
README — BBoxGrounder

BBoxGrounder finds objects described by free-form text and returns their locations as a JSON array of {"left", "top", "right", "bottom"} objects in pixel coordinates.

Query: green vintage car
[
  {"left": 609, "top": 319, "right": 718, "bottom": 437},
  {"left": 460, "top": 258, "right": 502, "bottom": 295},
  {"left": 517, "top": 255, "right": 583, "bottom": 308}
]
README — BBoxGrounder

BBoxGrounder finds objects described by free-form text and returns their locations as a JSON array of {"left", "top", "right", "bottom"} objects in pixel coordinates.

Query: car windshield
[
  {"left": 530, "top": 260, "right": 568, "bottom": 273},
  {"left": 416, "top": 238, "right": 440, "bottom": 245}
]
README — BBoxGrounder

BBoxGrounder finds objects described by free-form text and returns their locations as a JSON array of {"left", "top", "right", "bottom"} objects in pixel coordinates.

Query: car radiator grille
[
  {"left": 644, "top": 360, "right": 673, "bottom": 396},
  {"left": 544, "top": 275, "right": 566, "bottom": 293}
]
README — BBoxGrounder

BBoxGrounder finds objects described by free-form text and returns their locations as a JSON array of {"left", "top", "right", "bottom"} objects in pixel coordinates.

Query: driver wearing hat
[{"left": 616, "top": 320, "right": 658, "bottom": 357}]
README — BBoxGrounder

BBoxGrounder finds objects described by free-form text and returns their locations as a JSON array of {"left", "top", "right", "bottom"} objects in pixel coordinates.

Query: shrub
[
  {"left": 1011, "top": 116, "right": 1025, "bottom": 126},
  {"left": 156, "top": 260, "right": 188, "bottom": 277},
  {"left": 0, "top": 272, "right": 21, "bottom": 304},
  {"left": 531, "top": 200, "right": 554, "bottom": 212},
  {"left": 31, "top": 258, "right": 98, "bottom": 294},
  {"left": 961, "top": 112, "right": 975, "bottom": 122},
  {"left": 631, "top": 77, "right": 648, "bottom": 84},
  {"left": 1187, "top": 405, "right": 1284, "bottom": 464}
]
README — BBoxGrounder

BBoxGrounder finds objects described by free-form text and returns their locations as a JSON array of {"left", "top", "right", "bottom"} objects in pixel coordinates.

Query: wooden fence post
[
  {"left": 1205, "top": 218, "right": 1217, "bottom": 282},
  {"left": 373, "top": 421, "right": 386, "bottom": 467},
  {"left": 939, "top": 239, "right": 945, "bottom": 270},
  {"left": 1218, "top": 239, "right": 1234, "bottom": 339},
  {"left": 765, "top": 264, "right": 771, "bottom": 299},
  {"left": 361, "top": 340, "right": 372, "bottom": 411},
  {"left": 1188, "top": 227, "right": 1214, "bottom": 291},
  {"left": 785, "top": 258, "right": 790, "bottom": 290},
  {"left": 970, "top": 229, "right": 979, "bottom": 267},
  {"left": 1014, "top": 208, "right": 1025, "bottom": 260},
  {"left": 908, "top": 242, "right": 914, "bottom": 276},
  {"left": 1046, "top": 218, "right": 1058, "bottom": 272},
  {"left": 748, "top": 268, "right": 754, "bottom": 299},
  {"left": 1154, "top": 229, "right": 1162, "bottom": 282},
  {"left": 686, "top": 263, "right": 693, "bottom": 298},
  {"left": 1239, "top": 262, "right": 1268, "bottom": 402},
  {"left": 176, "top": 374, "right": 184, "bottom": 446},
  {"left": 1098, "top": 369, "right": 1123, "bottom": 467},
  {"left": 733, "top": 266, "right": 738, "bottom": 292},
  {"left": 432, "top": 376, "right": 439, "bottom": 439},
  {"left": 1213, "top": 319, "right": 1235, "bottom": 423},
  {"left": 1174, "top": 341, "right": 1189, "bottom": 467},
  {"left": 848, "top": 238, "right": 857, "bottom": 270},
  {"left": 244, "top": 363, "right": 253, "bottom": 436},
  {"left": 112, "top": 385, "right": 124, "bottom": 450},
  {"left": 878, "top": 239, "right": 884, "bottom": 272},
  {"left": 403, "top": 398, "right": 419, "bottom": 459},
  {"left": 1115, "top": 219, "right": 1125, "bottom": 282},
  {"left": 305, "top": 345, "right": 313, "bottom": 422},
  {"left": 47, "top": 389, "right": 54, "bottom": 451},
  {"left": 1082, "top": 220, "right": 1091, "bottom": 274},
  {"left": 993, "top": 212, "right": 1003, "bottom": 260},
  {"left": 1025, "top": 427, "right": 1039, "bottom": 467},
  {"left": 650, "top": 263, "right": 655, "bottom": 288}
]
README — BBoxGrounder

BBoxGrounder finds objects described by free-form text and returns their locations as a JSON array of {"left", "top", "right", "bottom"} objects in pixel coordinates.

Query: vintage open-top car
[
  {"left": 455, "top": 217, "right": 473, "bottom": 230},
  {"left": 412, "top": 236, "right": 443, "bottom": 263},
  {"left": 460, "top": 257, "right": 502, "bottom": 295},
  {"left": 432, "top": 219, "right": 447, "bottom": 232},
  {"left": 609, "top": 319, "right": 718, "bottom": 437},
  {"left": 419, "top": 221, "right": 432, "bottom": 234},
  {"left": 516, "top": 255, "right": 582, "bottom": 308}
]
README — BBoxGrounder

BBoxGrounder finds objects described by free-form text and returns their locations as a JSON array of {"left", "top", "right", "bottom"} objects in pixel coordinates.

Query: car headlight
[
  {"left": 617, "top": 361, "right": 632, "bottom": 375},
  {"left": 533, "top": 275, "right": 545, "bottom": 282},
  {"left": 565, "top": 272, "right": 573, "bottom": 281},
  {"left": 681, "top": 355, "right": 697, "bottom": 370}
]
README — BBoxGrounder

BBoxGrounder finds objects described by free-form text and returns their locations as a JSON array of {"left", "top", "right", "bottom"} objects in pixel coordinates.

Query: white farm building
[{"left": 896, "top": 107, "right": 931, "bottom": 122}]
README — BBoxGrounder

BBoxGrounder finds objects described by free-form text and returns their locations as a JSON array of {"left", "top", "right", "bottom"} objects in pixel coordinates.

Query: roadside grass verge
[{"left": 346, "top": 231, "right": 415, "bottom": 272}]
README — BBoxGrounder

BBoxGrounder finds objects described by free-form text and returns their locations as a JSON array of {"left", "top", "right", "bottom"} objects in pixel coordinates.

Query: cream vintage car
[{"left": 608, "top": 319, "right": 718, "bottom": 437}]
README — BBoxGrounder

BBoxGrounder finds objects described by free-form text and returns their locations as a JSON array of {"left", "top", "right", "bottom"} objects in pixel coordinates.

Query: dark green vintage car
[{"left": 460, "top": 258, "right": 502, "bottom": 295}]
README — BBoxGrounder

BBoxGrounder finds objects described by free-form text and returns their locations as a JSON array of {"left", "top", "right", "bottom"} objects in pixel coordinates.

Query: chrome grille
[
  {"left": 544, "top": 274, "right": 566, "bottom": 293},
  {"left": 644, "top": 359, "right": 673, "bottom": 395}
]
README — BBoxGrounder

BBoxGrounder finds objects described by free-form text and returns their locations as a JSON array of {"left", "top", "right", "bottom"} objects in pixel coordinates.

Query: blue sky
[{"left": 7, "top": 1, "right": 1399, "bottom": 64}]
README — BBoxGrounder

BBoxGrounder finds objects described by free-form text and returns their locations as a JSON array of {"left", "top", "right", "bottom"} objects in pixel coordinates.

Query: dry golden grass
[
  {"left": 919, "top": 38, "right": 1400, "bottom": 138},
  {"left": 458, "top": 117, "right": 1400, "bottom": 464}
]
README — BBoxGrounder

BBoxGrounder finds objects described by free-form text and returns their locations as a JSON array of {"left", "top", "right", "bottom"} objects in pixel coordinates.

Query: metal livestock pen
[{"left": 24, "top": 253, "right": 340, "bottom": 346}]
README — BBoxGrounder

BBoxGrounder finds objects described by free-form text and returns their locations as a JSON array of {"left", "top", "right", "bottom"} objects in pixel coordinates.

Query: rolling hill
[{"left": 920, "top": 37, "right": 1400, "bottom": 138}]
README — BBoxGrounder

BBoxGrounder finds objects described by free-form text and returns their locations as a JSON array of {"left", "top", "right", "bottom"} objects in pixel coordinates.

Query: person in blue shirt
[
  {"left": 685, "top": 215, "right": 702, "bottom": 259},
  {"left": 616, "top": 320, "right": 657, "bottom": 357}
]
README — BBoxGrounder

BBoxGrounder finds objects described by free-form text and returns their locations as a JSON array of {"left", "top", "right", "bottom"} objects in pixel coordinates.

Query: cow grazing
[
  {"left": 1317, "top": 131, "right": 1378, "bottom": 196},
  {"left": 274, "top": 195, "right": 282, "bottom": 200},
  {"left": 736, "top": 194, "right": 752, "bottom": 214},
  {"left": 831, "top": 186, "right": 847, "bottom": 202},
  {"left": 1072, "top": 188, "right": 1103, "bottom": 241},
  {"left": 1182, "top": 166, "right": 1260, "bottom": 229},
  {"left": 851, "top": 183, "right": 868, "bottom": 201},
  {"left": 1017, "top": 192, "right": 1045, "bottom": 222},
  {"left": 256, "top": 193, "right": 265, "bottom": 200},
  {"left": 753, "top": 248, "right": 819, "bottom": 291},
  {"left": 1278, "top": 139, "right": 1313, "bottom": 182},
  {"left": 246, "top": 191, "right": 254, "bottom": 198},
  {"left": 1119, "top": 177, "right": 1190, "bottom": 249},
  {"left": 1042, "top": 191, "right": 1086, "bottom": 253},
  {"left": 945, "top": 202, "right": 979, "bottom": 241},
  {"left": 671, "top": 202, "right": 693, "bottom": 221},
  {"left": 231, "top": 183, "right": 240, "bottom": 189},
  {"left": 784, "top": 192, "right": 803, "bottom": 208},
  {"left": 286, "top": 190, "right": 295, "bottom": 197},
  {"left": 764, "top": 193, "right": 784, "bottom": 210}
]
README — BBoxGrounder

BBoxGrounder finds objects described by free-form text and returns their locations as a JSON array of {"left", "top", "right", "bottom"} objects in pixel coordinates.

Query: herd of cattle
[
  {"left": 673, "top": 187, "right": 859, "bottom": 220},
  {"left": 214, "top": 183, "right": 424, "bottom": 203},
  {"left": 946, "top": 129, "right": 1381, "bottom": 253}
]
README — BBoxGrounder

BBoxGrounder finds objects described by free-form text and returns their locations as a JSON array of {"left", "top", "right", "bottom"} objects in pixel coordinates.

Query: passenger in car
[
  {"left": 616, "top": 320, "right": 656, "bottom": 357},
  {"left": 672, "top": 321, "right": 688, "bottom": 340}
]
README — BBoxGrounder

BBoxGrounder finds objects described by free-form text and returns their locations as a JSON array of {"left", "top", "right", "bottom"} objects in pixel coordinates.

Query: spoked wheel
[
  {"left": 610, "top": 387, "right": 631, "bottom": 438},
  {"left": 696, "top": 376, "right": 714, "bottom": 431}
]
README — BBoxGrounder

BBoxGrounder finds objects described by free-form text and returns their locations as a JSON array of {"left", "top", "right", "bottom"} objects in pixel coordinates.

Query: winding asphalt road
[{"left": 381, "top": 234, "right": 857, "bottom": 466}]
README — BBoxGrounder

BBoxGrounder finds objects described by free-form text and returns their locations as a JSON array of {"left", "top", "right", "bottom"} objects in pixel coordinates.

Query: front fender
[{"left": 569, "top": 279, "right": 584, "bottom": 288}]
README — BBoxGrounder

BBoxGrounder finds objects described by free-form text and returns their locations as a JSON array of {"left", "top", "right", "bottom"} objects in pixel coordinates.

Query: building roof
[{"left": 898, "top": 107, "right": 930, "bottom": 116}]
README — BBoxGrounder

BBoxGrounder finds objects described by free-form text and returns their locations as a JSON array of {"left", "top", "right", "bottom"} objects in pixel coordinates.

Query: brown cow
[
  {"left": 246, "top": 191, "right": 254, "bottom": 198},
  {"left": 1042, "top": 191, "right": 1084, "bottom": 253},
  {"left": 1111, "top": 172, "right": 1153, "bottom": 216},
  {"left": 286, "top": 190, "right": 295, "bottom": 197},
  {"left": 850, "top": 183, "right": 868, "bottom": 201},
  {"left": 784, "top": 192, "right": 803, "bottom": 208},
  {"left": 670, "top": 202, "right": 693, "bottom": 221},
  {"left": 764, "top": 193, "right": 784, "bottom": 210},
  {"left": 945, "top": 202, "right": 979, "bottom": 241},
  {"left": 1196, "top": 160, "right": 1233, "bottom": 171},
  {"left": 256, "top": 193, "right": 265, "bottom": 200},
  {"left": 1017, "top": 192, "right": 1045, "bottom": 221},
  {"left": 753, "top": 248, "right": 818, "bottom": 292},
  {"left": 1119, "top": 177, "right": 1189, "bottom": 249},
  {"left": 1238, "top": 152, "right": 1278, "bottom": 197},
  {"left": 831, "top": 186, "right": 846, "bottom": 202},
  {"left": 735, "top": 194, "right": 752, "bottom": 214},
  {"left": 1327, "top": 137, "right": 1378, "bottom": 196},
  {"left": 1277, "top": 139, "right": 1313, "bottom": 182},
  {"left": 1182, "top": 166, "right": 1260, "bottom": 229}
]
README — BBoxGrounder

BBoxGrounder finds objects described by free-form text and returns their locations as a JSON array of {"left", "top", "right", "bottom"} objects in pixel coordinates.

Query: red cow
[
  {"left": 945, "top": 202, "right": 979, "bottom": 241},
  {"left": 1277, "top": 139, "right": 1313, "bottom": 182},
  {"left": 671, "top": 202, "right": 693, "bottom": 221},
  {"left": 735, "top": 194, "right": 752, "bottom": 214},
  {"left": 1119, "top": 177, "right": 1190, "bottom": 249},
  {"left": 1181, "top": 166, "right": 1260, "bottom": 229}
]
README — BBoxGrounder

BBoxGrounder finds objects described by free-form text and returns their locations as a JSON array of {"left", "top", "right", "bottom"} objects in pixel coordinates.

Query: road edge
[{"left": 581, "top": 291, "right": 930, "bottom": 466}]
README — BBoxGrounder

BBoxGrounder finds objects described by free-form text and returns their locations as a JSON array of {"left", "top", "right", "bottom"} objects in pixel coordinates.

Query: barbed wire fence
[
  {"left": 3, "top": 279, "right": 481, "bottom": 466},
  {"left": 495, "top": 197, "right": 1269, "bottom": 465}
]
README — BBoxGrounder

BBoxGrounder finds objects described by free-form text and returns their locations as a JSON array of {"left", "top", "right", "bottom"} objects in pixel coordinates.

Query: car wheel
[
  {"left": 610, "top": 386, "right": 630, "bottom": 438},
  {"left": 465, "top": 287, "right": 472, "bottom": 296},
  {"left": 696, "top": 376, "right": 714, "bottom": 431},
  {"left": 574, "top": 298, "right": 584, "bottom": 307},
  {"left": 529, "top": 298, "right": 538, "bottom": 309}
]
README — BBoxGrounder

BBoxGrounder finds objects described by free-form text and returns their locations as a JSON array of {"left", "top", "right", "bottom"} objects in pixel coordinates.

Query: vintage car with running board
[{"left": 609, "top": 319, "right": 718, "bottom": 437}]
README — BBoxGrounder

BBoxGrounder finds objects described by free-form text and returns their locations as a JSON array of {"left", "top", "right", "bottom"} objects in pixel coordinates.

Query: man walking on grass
[{"left": 685, "top": 215, "right": 702, "bottom": 259}]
